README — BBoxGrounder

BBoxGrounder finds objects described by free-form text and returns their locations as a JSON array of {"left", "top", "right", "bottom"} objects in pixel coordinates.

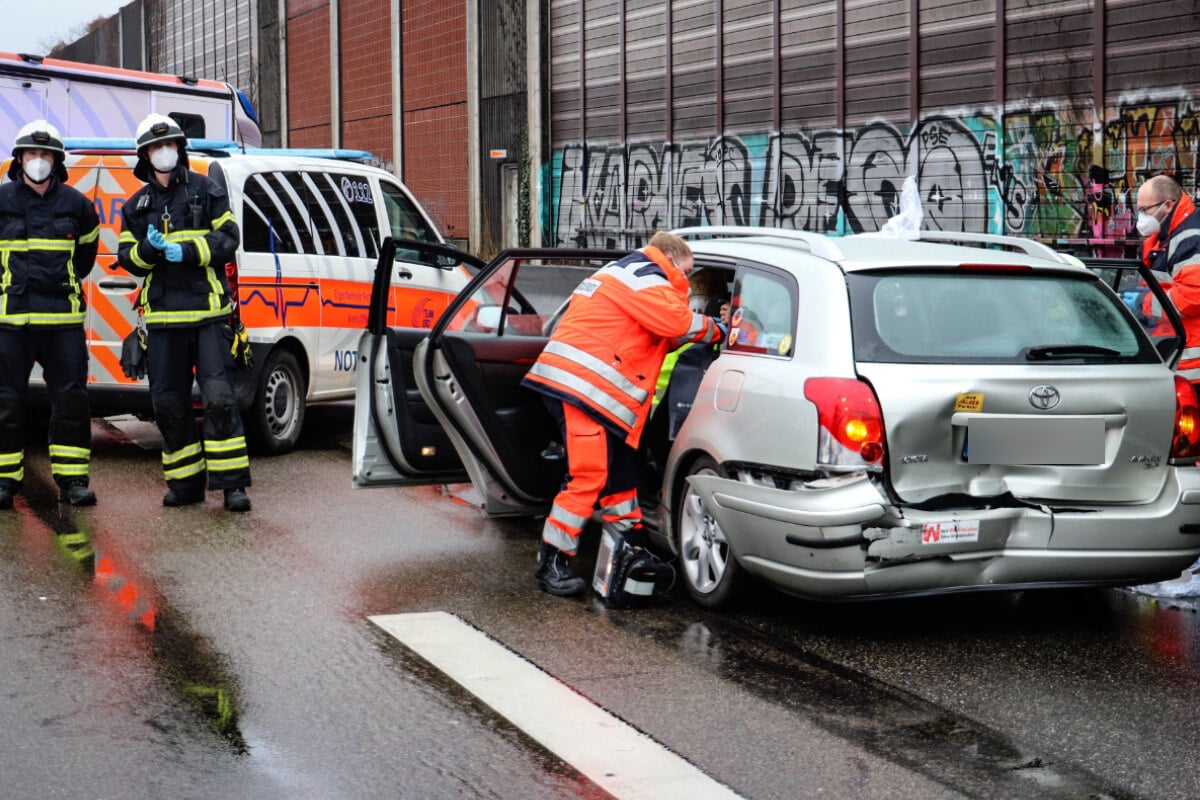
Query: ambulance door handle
[
  {"left": 97, "top": 277, "right": 138, "bottom": 290},
  {"left": 395, "top": 267, "right": 414, "bottom": 281}
]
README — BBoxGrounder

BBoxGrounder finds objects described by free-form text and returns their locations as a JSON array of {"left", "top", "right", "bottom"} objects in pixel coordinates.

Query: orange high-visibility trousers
[{"left": 541, "top": 399, "right": 642, "bottom": 555}]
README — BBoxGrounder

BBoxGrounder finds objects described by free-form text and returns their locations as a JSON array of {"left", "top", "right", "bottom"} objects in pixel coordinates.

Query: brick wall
[
  {"left": 402, "top": 0, "right": 468, "bottom": 242},
  {"left": 285, "top": 1, "right": 332, "bottom": 147},
  {"left": 340, "top": 0, "right": 393, "bottom": 167}
]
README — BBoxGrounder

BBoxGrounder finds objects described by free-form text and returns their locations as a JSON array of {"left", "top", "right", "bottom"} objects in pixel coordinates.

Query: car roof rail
[
  {"left": 907, "top": 230, "right": 1075, "bottom": 264},
  {"left": 670, "top": 226, "right": 845, "bottom": 262}
]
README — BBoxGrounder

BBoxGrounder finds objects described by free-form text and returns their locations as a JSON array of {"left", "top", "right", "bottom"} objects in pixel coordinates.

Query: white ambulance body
[{"left": 0, "top": 51, "right": 261, "bottom": 148}]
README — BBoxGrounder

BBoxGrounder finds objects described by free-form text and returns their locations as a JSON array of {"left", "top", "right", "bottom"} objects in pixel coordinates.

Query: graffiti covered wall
[{"left": 548, "top": 99, "right": 1200, "bottom": 256}]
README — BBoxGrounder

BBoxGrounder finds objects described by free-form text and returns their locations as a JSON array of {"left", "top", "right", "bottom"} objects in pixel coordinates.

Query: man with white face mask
[
  {"left": 117, "top": 113, "right": 251, "bottom": 512},
  {"left": 1137, "top": 175, "right": 1200, "bottom": 275},
  {"left": 0, "top": 120, "right": 101, "bottom": 509}
]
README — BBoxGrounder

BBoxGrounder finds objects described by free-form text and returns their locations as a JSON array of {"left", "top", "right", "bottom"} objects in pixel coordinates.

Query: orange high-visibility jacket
[
  {"left": 1141, "top": 194, "right": 1200, "bottom": 275},
  {"left": 1139, "top": 196, "right": 1200, "bottom": 379},
  {"left": 1158, "top": 262, "right": 1200, "bottom": 383},
  {"left": 522, "top": 245, "right": 724, "bottom": 448}
]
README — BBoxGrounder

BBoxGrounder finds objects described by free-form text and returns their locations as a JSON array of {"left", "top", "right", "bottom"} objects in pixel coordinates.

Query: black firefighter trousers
[
  {"left": 0, "top": 325, "right": 92, "bottom": 494},
  {"left": 147, "top": 320, "right": 251, "bottom": 493}
]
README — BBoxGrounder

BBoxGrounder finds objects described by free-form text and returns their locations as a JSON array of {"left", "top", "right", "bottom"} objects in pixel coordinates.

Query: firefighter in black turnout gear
[
  {"left": 0, "top": 120, "right": 100, "bottom": 509},
  {"left": 117, "top": 114, "right": 251, "bottom": 512}
]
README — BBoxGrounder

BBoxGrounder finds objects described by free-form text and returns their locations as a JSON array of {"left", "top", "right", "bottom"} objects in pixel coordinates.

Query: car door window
[
  {"left": 728, "top": 268, "right": 797, "bottom": 357},
  {"left": 444, "top": 255, "right": 597, "bottom": 337}
]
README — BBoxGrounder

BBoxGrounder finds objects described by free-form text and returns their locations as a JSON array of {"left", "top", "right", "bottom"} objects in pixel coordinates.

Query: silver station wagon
[{"left": 352, "top": 229, "right": 1200, "bottom": 608}]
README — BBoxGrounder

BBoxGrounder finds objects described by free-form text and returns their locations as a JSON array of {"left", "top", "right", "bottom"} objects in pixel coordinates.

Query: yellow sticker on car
[
  {"left": 778, "top": 334, "right": 792, "bottom": 356},
  {"left": 954, "top": 392, "right": 984, "bottom": 412}
]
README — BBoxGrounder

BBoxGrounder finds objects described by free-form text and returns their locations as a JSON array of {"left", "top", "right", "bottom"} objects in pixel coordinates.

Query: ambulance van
[{"left": 9, "top": 142, "right": 469, "bottom": 454}]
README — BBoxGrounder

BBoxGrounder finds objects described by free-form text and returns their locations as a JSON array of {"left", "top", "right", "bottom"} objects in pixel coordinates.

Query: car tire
[
  {"left": 245, "top": 349, "right": 306, "bottom": 456},
  {"left": 676, "top": 455, "right": 746, "bottom": 609}
]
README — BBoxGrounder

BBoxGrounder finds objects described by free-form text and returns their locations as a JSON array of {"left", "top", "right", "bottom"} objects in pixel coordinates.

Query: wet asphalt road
[{"left": 2, "top": 403, "right": 1199, "bottom": 799}]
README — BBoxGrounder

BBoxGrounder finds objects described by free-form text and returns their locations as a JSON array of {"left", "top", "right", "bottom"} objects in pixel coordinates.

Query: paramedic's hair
[
  {"left": 1143, "top": 175, "right": 1183, "bottom": 202},
  {"left": 648, "top": 231, "right": 693, "bottom": 261}
]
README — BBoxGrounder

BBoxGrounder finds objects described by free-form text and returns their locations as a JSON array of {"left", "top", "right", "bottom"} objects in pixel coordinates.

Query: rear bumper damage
[{"left": 685, "top": 469, "right": 1200, "bottom": 599}]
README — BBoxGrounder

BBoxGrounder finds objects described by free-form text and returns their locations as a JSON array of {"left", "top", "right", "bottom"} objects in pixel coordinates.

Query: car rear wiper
[{"left": 1024, "top": 344, "right": 1122, "bottom": 360}]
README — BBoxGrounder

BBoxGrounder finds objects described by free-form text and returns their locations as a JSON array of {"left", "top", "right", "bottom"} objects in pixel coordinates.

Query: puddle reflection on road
[{"left": 29, "top": 495, "right": 247, "bottom": 751}]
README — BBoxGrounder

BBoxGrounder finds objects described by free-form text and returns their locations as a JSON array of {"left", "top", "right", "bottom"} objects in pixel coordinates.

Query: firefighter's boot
[
  {"left": 534, "top": 542, "right": 586, "bottom": 596},
  {"left": 60, "top": 481, "right": 96, "bottom": 507},
  {"left": 163, "top": 486, "right": 205, "bottom": 507},
  {"left": 223, "top": 488, "right": 251, "bottom": 513}
]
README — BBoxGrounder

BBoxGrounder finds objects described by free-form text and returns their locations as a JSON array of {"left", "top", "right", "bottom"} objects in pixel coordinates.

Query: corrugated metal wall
[
  {"left": 547, "top": 0, "right": 1200, "bottom": 257},
  {"left": 146, "top": 0, "right": 255, "bottom": 97}
]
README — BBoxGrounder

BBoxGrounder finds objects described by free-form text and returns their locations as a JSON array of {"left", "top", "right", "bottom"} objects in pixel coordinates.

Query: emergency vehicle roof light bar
[
  {"left": 63, "top": 137, "right": 375, "bottom": 163},
  {"left": 911, "top": 230, "right": 1075, "bottom": 264},
  {"left": 64, "top": 137, "right": 239, "bottom": 151},
  {"left": 670, "top": 225, "right": 846, "bottom": 262}
]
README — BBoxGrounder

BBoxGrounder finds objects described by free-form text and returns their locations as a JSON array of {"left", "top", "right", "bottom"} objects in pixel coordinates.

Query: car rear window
[{"left": 848, "top": 270, "right": 1159, "bottom": 364}]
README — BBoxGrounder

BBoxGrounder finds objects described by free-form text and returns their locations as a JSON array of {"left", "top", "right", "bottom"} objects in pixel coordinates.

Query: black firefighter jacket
[
  {"left": 0, "top": 177, "right": 100, "bottom": 328},
  {"left": 117, "top": 166, "right": 239, "bottom": 328}
]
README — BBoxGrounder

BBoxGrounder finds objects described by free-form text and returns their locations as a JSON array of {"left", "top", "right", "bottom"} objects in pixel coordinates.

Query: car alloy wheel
[{"left": 677, "top": 456, "right": 744, "bottom": 608}]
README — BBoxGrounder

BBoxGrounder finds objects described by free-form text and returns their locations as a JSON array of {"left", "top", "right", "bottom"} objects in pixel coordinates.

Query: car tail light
[
  {"left": 803, "top": 377, "right": 886, "bottom": 470},
  {"left": 1171, "top": 375, "right": 1200, "bottom": 461}
]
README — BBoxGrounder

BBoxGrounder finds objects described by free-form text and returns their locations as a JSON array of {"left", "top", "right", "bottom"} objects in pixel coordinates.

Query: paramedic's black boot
[
  {"left": 60, "top": 481, "right": 96, "bottom": 507},
  {"left": 223, "top": 488, "right": 251, "bottom": 513},
  {"left": 0, "top": 487, "right": 12, "bottom": 510},
  {"left": 535, "top": 542, "right": 586, "bottom": 596}
]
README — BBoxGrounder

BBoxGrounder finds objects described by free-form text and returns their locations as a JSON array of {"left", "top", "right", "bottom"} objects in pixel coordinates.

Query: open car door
[
  {"left": 412, "top": 246, "right": 628, "bottom": 515},
  {"left": 353, "top": 237, "right": 627, "bottom": 516},
  {"left": 352, "top": 238, "right": 487, "bottom": 488}
]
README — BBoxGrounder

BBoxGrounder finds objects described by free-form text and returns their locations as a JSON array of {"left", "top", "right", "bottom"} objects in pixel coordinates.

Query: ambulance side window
[
  {"left": 309, "top": 172, "right": 358, "bottom": 257},
  {"left": 380, "top": 181, "right": 445, "bottom": 265},
  {"left": 380, "top": 182, "right": 433, "bottom": 242},
  {"left": 263, "top": 173, "right": 314, "bottom": 253},
  {"left": 277, "top": 170, "right": 344, "bottom": 257},
  {"left": 296, "top": 172, "right": 344, "bottom": 256},
  {"left": 242, "top": 174, "right": 300, "bottom": 254},
  {"left": 318, "top": 172, "right": 380, "bottom": 259}
]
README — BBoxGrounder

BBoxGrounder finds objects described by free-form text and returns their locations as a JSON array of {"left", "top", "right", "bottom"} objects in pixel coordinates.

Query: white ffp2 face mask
[
  {"left": 1137, "top": 212, "right": 1161, "bottom": 237},
  {"left": 23, "top": 157, "right": 52, "bottom": 184},
  {"left": 150, "top": 147, "right": 179, "bottom": 173}
]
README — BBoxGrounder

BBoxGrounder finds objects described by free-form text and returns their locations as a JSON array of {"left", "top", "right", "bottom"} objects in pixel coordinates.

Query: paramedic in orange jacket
[
  {"left": 1135, "top": 176, "right": 1200, "bottom": 384},
  {"left": 521, "top": 231, "right": 726, "bottom": 596}
]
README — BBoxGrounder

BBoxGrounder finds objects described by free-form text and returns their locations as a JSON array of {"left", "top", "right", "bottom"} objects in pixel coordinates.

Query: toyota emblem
[{"left": 1029, "top": 384, "right": 1061, "bottom": 410}]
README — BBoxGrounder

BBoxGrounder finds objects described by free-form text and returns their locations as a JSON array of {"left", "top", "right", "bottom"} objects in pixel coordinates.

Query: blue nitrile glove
[
  {"left": 146, "top": 224, "right": 167, "bottom": 250},
  {"left": 713, "top": 318, "right": 729, "bottom": 340},
  {"left": 1121, "top": 290, "right": 1143, "bottom": 310},
  {"left": 162, "top": 241, "right": 183, "bottom": 262}
]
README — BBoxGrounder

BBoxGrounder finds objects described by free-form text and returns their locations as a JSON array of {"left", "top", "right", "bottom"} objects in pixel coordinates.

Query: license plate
[{"left": 966, "top": 416, "right": 1104, "bottom": 465}]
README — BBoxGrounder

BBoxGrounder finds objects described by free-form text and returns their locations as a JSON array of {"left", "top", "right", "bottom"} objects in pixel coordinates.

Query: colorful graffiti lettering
[{"left": 548, "top": 100, "right": 1200, "bottom": 256}]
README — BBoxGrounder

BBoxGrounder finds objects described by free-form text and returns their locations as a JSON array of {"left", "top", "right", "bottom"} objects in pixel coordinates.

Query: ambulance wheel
[
  {"left": 246, "top": 349, "right": 306, "bottom": 455},
  {"left": 676, "top": 455, "right": 746, "bottom": 609}
]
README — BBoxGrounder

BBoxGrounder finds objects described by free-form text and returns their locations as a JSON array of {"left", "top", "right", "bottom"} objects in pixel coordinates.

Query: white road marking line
[{"left": 370, "top": 611, "right": 744, "bottom": 800}]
